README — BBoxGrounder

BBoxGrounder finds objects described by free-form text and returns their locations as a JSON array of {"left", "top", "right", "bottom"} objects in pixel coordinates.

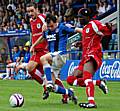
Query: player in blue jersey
[
  {"left": 42, "top": 23, "right": 69, "bottom": 102},
  {"left": 40, "top": 14, "right": 82, "bottom": 104},
  {"left": 15, "top": 45, "right": 31, "bottom": 78},
  {"left": 4, "top": 45, "right": 21, "bottom": 79}
]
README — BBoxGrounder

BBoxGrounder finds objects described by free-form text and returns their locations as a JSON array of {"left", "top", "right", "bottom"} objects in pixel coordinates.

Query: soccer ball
[{"left": 9, "top": 93, "right": 24, "bottom": 107}]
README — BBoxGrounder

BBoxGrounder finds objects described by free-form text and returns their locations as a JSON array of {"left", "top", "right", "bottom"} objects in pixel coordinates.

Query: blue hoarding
[
  {"left": 60, "top": 59, "right": 120, "bottom": 81},
  {"left": 0, "top": 30, "right": 30, "bottom": 37}
]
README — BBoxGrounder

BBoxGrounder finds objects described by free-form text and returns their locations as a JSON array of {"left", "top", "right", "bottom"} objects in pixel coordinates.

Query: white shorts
[
  {"left": 50, "top": 51, "right": 68, "bottom": 78},
  {"left": 7, "top": 62, "right": 19, "bottom": 68},
  {"left": 20, "top": 63, "right": 28, "bottom": 67}
]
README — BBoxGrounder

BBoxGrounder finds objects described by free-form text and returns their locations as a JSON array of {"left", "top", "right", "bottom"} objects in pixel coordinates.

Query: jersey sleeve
[
  {"left": 62, "top": 24, "right": 75, "bottom": 33},
  {"left": 93, "top": 20, "right": 112, "bottom": 36},
  {"left": 43, "top": 30, "right": 49, "bottom": 39},
  {"left": 24, "top": 53, "right": 30, "bottom": 63}
]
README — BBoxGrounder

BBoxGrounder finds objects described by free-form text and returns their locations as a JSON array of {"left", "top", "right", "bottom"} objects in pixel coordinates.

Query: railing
[{"left": 67, "top": 49, "right": 120, "bottom": 60}]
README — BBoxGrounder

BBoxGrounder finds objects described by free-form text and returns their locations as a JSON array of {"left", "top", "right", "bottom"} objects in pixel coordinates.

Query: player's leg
[
  {"left": 79, "top": 58, "right": 97, "bottom": 108},
  {"left": 67, "top": 67, "right": 108, "bottom": 94},
  {"left": 67, "top": 64, "right": 85, "bottom": 87},
  {"left": 51, "top": 70, "right": 69, "bottom": 104},
  {"left": 26, "top": 60, "right": 49, "bottom": 99},
  {"left": 4, "top": 62, "right": 16, "bottom": 80},
  {"left": 22, "top": 63, "right": 31, "bottom": 79},
  {"left": 93, "top": 79, "right": 108, "bottom": 94},
  {"left": 48, "top": 68, "right": 77, "bottom": 104},
  {"left": 52, "top": 85, "right": 77, "bottom": 104},
  {"left": 26, "top": 61, "right": 43, "bottom": 84},
  {"left": 52, "top": 55, "right": 70, "bottom": 103},
  {"left": 15, "top": 63, "right": 31, "bottom": 79},
  {"left": 40, "top": 53, "right": 53, "bottom": 85},
  {"left": 5, "top": 63, "right": 12, "bottom": 79}
]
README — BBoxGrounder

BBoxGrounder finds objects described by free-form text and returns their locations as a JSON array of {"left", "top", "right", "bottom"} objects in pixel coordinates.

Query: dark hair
[
  {"left": 13, "top": 45, "right": 19, "bottom": 49},
  {"left": 45, "top": 13, "right": 57, "bottom": 24},
  {"left": 26, "top": 2, "right": 38, "bottom": 9}
]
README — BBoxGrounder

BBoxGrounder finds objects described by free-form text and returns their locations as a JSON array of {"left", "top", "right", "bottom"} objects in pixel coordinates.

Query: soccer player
[
  {"left": 15, "top": 45, "right": 31, "bottom": 78},
  {"left": 40, "top": 14, "right": 80, "bottom": 104},
  {"left": 4, "top": 45, "right": 20, "bottom": 80},
  {"left": 26, "top": 2, "right": 49, "bottom": 99},
  {"left": 66, "top": 8, "right": 112, "bottom": 108}
]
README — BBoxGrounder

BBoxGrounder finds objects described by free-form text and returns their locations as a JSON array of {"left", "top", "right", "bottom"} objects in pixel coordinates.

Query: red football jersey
[
  {"left": 81, "top": 20, "right": 112, "bottom": 57},
  {"left": 30, "top": 14, "right": 48, "bottom": 52}
]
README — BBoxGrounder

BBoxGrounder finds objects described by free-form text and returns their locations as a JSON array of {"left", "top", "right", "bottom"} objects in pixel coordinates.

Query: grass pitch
[{"left": 0, "top": 80, "right": 120, "bottom": 111}]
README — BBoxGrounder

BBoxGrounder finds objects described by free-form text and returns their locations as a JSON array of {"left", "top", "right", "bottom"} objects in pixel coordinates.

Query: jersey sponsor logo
[
  {"left": 100, "top": 61, "right": 120, "bottom": 79},
  {"left": 86, "top": 28, "right": 90, "bottom": 33},
  {"left": 37, "top": 23, "right": 41, "bottom": 29},
  {"left": 46, "top": 34, "right": 56, "bottom": 41},
  {"left": 55, "top": 28, "right": 59, "bottom": 33}
]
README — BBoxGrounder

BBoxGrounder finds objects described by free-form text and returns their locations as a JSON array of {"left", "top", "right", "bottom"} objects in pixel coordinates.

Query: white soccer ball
[{"left": 9, "top": 93, "right": 24, "bottom": 107}]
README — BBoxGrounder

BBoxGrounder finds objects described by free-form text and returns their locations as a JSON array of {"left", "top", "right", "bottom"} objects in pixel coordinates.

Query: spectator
[
  {"left": 64, "top": 8, "right": 75, "bottom": 27},
  {"left": 97, "top": 1, "right": 106, "bottom": 15},
  {"left": 21, "top": 19, "right": 28, "bottom": 30},
  {"left": 74, "top": 16, "right": 81, "bottom": 27},
  {"left": 104, "top": 1, "right": 111, "bottom": 11},
  {"left": 4, "top": 45, "right": 20, "bottom": 80},
  {"left": 112, "top": 0, "right": 117, "bottom": 8},
  {"left": 18, "top": 45, "right": 26, "bottom": 63},
  {"left": 7, "top": 1, "right": 16, "bottom": 12},
  {"left": 0, "top": 8, "right": 4, "bottom": 25},
  {"left": 0, "top": 48, "right": 8, "bottom": 64},
  {"left": 15, "top": 45, "right": 31, "bottom": 79}
]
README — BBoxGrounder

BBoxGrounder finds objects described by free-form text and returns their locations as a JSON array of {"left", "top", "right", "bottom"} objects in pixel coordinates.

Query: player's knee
[
  {"left": 66, "top": 76, "right": 77, "bottom": 86},
  {"left": 40, "top": 54, "right": 52, "bottom": 65},
  {"left": 26, "top": 64, "right": 35, "bottom": 73},
  {"left": 40, "top": 55, "right": 46, "bottom": 64},
  {"left": 83, "top": 71, "right": 93, "bottom": 85},
  {"left": 73, "top": 69, "right": 83, "bottom": 78}
]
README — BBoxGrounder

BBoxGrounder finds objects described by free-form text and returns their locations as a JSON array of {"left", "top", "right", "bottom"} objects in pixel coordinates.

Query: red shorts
[
  {"left": 30, "top": 50, "right": 48, "bottom": 64},
  {"left": 30, "top": 50, "right": 48, "bottom": 74},
  {"left": 76, "top": 52, "right": 102, "bottom": 72}
]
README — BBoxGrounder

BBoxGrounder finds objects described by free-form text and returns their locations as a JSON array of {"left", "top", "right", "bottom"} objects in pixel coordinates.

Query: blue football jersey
[
  {"left": 13, "top": 51, "right": 20, "bottom": 62},
  {"left": 44, "top": 23, "right": 75, "bottom": 53},
  {"left": 24, "top": 51, "right": 31, "bottom": 63}
]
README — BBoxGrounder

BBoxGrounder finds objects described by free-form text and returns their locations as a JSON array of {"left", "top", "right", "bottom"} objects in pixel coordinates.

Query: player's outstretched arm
[
  {"left": 30, "top": 36, "right": 45, "bottom": 52},
  {"left": 75, "top": 27, "right": 83, "bottom": 33}
]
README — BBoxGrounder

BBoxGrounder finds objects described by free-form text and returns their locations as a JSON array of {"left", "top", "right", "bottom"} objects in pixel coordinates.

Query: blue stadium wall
[{"left": 60, "top": 59, "right": 120, "bottom": 81}]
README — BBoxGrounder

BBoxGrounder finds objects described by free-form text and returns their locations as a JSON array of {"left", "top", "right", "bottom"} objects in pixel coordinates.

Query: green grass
[{"left": 0, "top": 80, "right": 120, "bottom": 111}]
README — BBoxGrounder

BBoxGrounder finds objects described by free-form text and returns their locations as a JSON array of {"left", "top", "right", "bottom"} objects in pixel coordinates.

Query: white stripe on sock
[
  {"left": 88, "top": 97, "right": 94, "bottom": 100},
  {"left": 93, "top": 80, "right": 96, "bottom": 85},
  {"left": 73, "top": 79, "right": 78, "bottom": 86},
  {"left": 43, "top": 64, "right": 51, "bottom": 69},
  {"left": 54, "top": 85, "right": 58, "bottom": 92},
  {"left": 66, "top": 89, "right": 68, "bottom": 95},
  {"left": 85, "top": 79, "right": 92, "bottom": 86}
]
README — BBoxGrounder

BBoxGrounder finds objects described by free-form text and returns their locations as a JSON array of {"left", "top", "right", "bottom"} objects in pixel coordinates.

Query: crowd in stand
[{"left": 0, "top": 0, "right": 117, "bottom": 32}]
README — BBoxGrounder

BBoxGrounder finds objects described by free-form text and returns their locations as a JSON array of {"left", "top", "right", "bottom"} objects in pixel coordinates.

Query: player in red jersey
[
  {"left": 67, "top": 8, "right": 112, "bottom": 108},
  {"left": 26, "top": 2, "right": 49, "bottom": 99}
]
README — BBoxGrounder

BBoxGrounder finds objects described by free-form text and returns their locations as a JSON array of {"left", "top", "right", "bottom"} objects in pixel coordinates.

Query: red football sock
[
  {"left": 55, "top": 78, "right": 67, "bottom": 99},
  {"left": 29, "top": 68, "right": 43, "bottom": 84},
  {"left": 96, "top": 80, "right": 101, "bottom": 86},
  {"left": 55, "top": 78, "right": 64, "bottom": 88},
  {"left": 83, "top": 71, "right": 95, "bottom": 104},
  {"left": 43, "top": 84, "right": 47, "bottom": 92}
]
